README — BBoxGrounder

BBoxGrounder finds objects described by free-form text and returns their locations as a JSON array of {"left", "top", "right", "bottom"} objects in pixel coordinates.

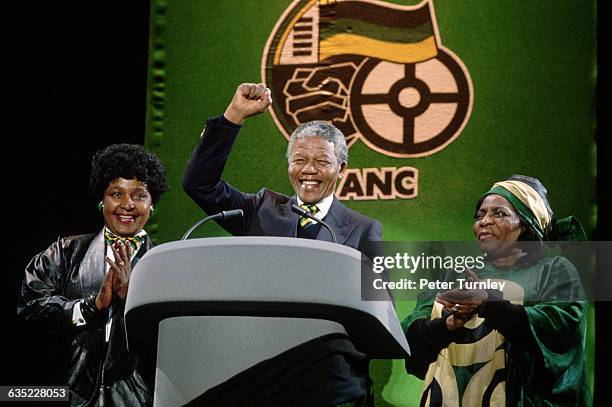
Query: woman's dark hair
[{"left": 90, "top": 144, "right": 169, "bottom": 204}]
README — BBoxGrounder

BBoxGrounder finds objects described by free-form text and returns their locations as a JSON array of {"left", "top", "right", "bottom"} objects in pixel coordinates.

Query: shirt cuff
[{"left": 72, "top": 301, "right": 87, "bottom": 326}]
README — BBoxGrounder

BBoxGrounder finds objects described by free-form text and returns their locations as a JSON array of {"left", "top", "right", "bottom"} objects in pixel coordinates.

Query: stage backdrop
[{"left": 144, "top": 0, "right": 596, "bottom": 405}]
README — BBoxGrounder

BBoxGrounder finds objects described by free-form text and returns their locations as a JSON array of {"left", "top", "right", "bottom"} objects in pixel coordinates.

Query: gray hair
[{"left": 286, "top": 120, "right": 348, "bottom": 164}]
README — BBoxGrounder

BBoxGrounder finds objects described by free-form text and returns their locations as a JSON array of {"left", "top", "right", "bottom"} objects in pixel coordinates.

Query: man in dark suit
[{"left": 182, "top": 82, "right": 382, "bottom": 406}]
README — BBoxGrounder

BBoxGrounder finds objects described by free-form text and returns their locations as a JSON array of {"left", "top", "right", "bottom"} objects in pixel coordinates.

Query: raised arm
[{"left": 182, "top": 83, "right": 272, "bottom": 235}]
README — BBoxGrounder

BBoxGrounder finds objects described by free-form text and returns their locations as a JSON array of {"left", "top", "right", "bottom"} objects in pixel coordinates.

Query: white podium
[{"left": 125, "top": 237, "right": 409, "bottom": 406}]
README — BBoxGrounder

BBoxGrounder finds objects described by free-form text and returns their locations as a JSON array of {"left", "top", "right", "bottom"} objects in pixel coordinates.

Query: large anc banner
[{"left": 144, "top": 0, "right": 596, "bottom": 405}]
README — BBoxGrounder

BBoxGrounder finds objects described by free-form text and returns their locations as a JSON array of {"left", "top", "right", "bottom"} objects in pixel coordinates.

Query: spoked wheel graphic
[{"left": 350, "top": 49, "right": 472, "bottom": 157}]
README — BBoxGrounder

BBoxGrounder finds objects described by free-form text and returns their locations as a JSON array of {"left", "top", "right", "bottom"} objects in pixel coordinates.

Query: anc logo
[{"left": 262, "top": 0, "right": 473, "bottom": 158}]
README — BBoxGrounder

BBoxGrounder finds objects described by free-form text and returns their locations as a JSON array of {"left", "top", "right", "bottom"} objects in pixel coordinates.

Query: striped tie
[{"left": 298, "top": 204, "right": 319, "bottom": 228}]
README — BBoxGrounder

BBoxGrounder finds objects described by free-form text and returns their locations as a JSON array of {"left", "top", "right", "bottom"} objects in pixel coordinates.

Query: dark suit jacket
[
  {"left": 182, "top": 117, "right": 382, "bottom": 250},
  {"left": 182, "top": 116, "right": 382, "bottom": 406}
]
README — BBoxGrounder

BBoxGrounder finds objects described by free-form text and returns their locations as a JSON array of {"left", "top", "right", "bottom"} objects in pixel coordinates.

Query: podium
[{"left": 125, "top": 237, "right": 409, "bottom": 406}]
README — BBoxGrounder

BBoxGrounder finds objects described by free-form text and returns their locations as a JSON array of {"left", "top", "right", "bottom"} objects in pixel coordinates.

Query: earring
[
  {"left": 150, "top": 206, "right": 155, "bottom": 215},
  {"left": 97, "top": 201, "right": 104, "bottom": 211}
]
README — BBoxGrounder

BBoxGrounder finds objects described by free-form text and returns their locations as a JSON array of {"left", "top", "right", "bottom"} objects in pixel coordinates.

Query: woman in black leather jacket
[{"left": 17, "top": 144, "right": 169, "bottom": 406}]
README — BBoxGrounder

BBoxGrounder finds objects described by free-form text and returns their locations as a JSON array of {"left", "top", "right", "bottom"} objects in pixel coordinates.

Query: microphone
[
  {"left": 291, "top": 204, "right": 337, "bottom": 244},
  {"left": 181, "top": 209, "right": 244, "bottom": 240}
]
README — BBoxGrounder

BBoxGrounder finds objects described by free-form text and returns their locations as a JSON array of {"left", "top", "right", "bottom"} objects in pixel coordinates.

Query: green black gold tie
[
  {"left": 299, "top": 204, "right": 319, "bottom": 228},
  {"left": 104, "top": 229, "right": 143, "bottom": 252}
]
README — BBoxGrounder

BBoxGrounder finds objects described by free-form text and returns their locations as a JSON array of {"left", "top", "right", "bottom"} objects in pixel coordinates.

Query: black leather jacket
[{"left": 17, "top": 231, "right": 154, "bottom": 406}]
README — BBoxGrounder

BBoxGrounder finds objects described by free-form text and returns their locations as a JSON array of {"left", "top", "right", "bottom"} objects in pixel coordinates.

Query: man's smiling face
[{"left": 287, "top": 135, "right": 346, "bottom": 204}]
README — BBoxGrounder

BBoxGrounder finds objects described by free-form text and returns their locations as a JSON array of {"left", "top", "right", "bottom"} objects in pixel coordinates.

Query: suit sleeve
[
  {"left": 356, "top": 219, "right": 382, "bottom": 260},
  {"left": 366, "top": 220, "right": 382, "bottom": 241},
  {"left": 182, "top": 116, "right": 261, "bottom": 235},
  {"left": 357, "top": 219, "right": 393, "bottom": 302}
]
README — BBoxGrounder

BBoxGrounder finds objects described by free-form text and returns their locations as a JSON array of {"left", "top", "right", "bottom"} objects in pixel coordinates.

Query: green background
[{"left": 145, "top": 1, "right": 596, "bottom": 405}]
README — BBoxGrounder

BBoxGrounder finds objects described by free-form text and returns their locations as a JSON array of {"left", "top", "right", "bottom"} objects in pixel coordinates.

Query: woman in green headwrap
[{"left": 402, "top": 175, "right": 591, "bottom": 406}]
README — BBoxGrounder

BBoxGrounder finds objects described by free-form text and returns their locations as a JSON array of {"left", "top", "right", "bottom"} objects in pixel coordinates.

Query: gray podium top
[{"left": 125, "top": 236, "right": 409, "bottom": 358}]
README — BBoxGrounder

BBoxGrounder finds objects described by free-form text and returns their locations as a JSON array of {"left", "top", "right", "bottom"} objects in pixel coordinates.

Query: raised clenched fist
[{"left": 224, "top": 83, "right": 272, "bottom": 125}]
